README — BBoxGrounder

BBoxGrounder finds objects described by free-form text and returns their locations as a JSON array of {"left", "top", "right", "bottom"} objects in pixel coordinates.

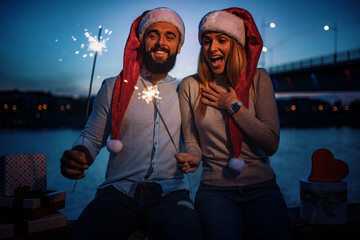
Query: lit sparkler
[
  {"left": 139, "top": 79, "right": 178, "bottom": 153},
  {"left": 74, "top": 26, "right": 112, "bottom": 58},
  {"left": 138, "top": 79, "right": 193, "bottom": 197},
  {"left": 140, "top": 86, "right": 162, "bottom": 104},
  {"left": 73, "top": 25, "right": 110, "bottom": 194}
]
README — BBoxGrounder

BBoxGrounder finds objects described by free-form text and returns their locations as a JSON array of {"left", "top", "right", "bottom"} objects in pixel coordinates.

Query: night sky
[{"left": 1, "top": 0, "right": 359, "bottom": 100}]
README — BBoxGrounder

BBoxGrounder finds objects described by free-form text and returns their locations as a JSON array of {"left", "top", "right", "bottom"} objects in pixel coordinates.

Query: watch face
[
  {"left": 232, "top": 103, "right": 240, "bottom": 112},
  {"left": 231, "top": 101, "right": 242, "bottom": 113}
]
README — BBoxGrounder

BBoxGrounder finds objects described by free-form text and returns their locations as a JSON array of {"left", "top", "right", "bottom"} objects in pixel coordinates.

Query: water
[{"left": 1, "top": 127, "right": 359, "bottom": 220}]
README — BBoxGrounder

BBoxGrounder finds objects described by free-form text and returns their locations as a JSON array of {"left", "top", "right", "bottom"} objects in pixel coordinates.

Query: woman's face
[{"left": 202, "top": 32, "right": 231, "bottom": 76}]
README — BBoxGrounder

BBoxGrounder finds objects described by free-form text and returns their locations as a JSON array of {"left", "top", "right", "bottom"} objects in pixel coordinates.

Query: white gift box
[
  {"left": 299, "top": 177, "right": 347, "bottom": 224},
  {"left": 0, "top": 154, "right": 47, "bottom": 196}
]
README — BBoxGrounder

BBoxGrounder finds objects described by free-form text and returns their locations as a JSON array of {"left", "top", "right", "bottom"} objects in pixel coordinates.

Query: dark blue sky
[{"left": 1, "top": 0, "right": 360, "bottom": 99}]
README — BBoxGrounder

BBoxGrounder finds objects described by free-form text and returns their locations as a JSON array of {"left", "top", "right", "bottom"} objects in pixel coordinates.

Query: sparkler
[
  {"left": 139, "top": 79, "right": 178, "bottom": 153},
  {"left": 73, "top": 25, "right": 109, "bottom": 193},
  {"left": 84, "top": 25, "right": 103, "bottom": 121},
  {"left": 139, "top": 86, "right": 162, "bottom": 104},
  {"left": 139, "top": 79, "right": 193, "bottom": 197}
]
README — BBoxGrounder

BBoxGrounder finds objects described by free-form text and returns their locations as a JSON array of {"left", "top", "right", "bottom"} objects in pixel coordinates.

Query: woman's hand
[
  {"left": 201, "top": 83, "right": 238, "bottom": 110},
  {"left": 175, "top": 153, "right": 201, "bottom": 173}
]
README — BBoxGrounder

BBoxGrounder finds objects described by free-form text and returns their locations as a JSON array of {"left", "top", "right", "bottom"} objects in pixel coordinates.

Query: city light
[
  {"left": 323, "top": 22, "right": 338, "bottom": 57},
  {"left": 261, "top": 19, "right": 276, "bottom": 68}
]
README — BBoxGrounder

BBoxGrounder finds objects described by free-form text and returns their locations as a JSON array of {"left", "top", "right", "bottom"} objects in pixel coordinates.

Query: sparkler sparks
[
  {"left": 83, "top": 26, "right": 111, "bottom": 56},
  {"left": 55, "top": 25, "right": 111, "bottom": 63},
  {"left": 139, "top": 86, "right": 162, "bottom": 104}
]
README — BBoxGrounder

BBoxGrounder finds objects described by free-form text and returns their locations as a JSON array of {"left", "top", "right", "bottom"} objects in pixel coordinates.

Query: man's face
[{"left": 142, "top": 22, "right": 182, "bottom": 74}]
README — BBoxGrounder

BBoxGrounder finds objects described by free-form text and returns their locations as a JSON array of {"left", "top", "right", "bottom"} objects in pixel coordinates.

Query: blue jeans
[
  {"left": 70, "top": 184, "right": 202, "bottom": 240},
  {"left": 195, "top": 178, "right": 291, "bottom": 240}
]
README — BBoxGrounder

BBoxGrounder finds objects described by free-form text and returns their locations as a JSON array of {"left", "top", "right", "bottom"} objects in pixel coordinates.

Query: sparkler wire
[
  {"left": 140, "top": 78, "right": 193, "bottom": 198},
  {"left": 140, "top": 79, "right": 178, "bottom": 153},
  {"left": 72, "top": 26, "right": 103, "bottom": 194}
]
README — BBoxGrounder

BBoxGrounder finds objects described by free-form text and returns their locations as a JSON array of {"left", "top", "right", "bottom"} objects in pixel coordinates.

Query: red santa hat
[
  {"left": 198, "top": 8, "right": 263, "bottom": 172},
  {"left": 106, "top": 8, "right": 185, "bottom": 153}
]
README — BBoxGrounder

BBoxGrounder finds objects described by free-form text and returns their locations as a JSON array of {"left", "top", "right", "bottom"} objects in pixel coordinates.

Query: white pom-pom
[
  {"left": 228, "top": 158, "right": 245, "bottom": 173},
  {"left": 106, "top": 139, "right": 123, "bottom": 153}
]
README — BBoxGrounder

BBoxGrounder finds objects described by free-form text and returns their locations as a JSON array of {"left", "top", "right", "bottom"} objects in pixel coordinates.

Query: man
[{"left": 60, "top": 8, "right": 202, "bottom": 240}]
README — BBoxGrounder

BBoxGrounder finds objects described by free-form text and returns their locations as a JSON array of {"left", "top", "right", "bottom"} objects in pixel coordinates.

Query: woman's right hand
[{"left": 175, "top": 153, "right": 201, "bottom": 173}]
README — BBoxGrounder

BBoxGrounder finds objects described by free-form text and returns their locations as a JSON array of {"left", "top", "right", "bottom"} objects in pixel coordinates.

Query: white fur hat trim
[
  {"left": 138, "top": 7, "right": 185, "bottom": 45},
  {"left": 106, "top": 139, "right": 123, "bottom": 153},
  {"left": 199, "top": 10, "right": 245, "bottom": 47},
  {"left": 228, "top": 158, "right": 245, "bottom": 173}
]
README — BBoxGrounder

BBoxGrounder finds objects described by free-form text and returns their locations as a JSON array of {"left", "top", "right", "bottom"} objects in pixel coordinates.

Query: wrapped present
[
  {"left": 0, "top": 191, "right": 66, "bottom": 220},
  {"left": 24, "top": 212, "right": 67, "bottom": 234},
  {"left": 15, "top": 212, "right": 67, "bottom": 240},
  {"left": 299, "top": 148, "right": 349, "bottom": 225},
  {"left": 0, "top": 223, "right": 14, "bottom": 239},
  {"left": 300, "top": 178, "right": 347, "bottom": 224},
  {"left": 0, "top": 154, "right": 47, "bottom": 197}
]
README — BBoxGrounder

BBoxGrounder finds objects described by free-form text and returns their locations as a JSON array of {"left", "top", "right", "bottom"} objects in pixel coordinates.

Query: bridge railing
[{"left": 269, "top": 48, "right": 360, "bottom": 74}]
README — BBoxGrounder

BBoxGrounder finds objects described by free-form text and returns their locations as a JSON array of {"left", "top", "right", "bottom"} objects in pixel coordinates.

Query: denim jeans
[
  {"left": 195, "top": 178, "right": 292, "bottom": 240},
  {"left": 70, "top": 184, "right": 202, "bottom": 240}
]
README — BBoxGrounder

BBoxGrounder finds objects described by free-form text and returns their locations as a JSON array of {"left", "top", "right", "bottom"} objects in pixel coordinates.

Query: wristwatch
[{"left": 228, "top": 101, "right": 243, "bottom": 114}]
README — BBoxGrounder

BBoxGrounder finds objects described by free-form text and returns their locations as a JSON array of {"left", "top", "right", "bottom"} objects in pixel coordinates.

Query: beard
[{"left": 142, "top": 44, "right": 177, "bottom": 74}]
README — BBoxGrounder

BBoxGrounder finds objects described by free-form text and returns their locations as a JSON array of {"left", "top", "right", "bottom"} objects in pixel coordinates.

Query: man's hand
[
  {"left": 60, "top": 149, "right": 89, "bottom": 179},
  {"left": 175, "top": 153, "right": 201, "bottom": 173}
]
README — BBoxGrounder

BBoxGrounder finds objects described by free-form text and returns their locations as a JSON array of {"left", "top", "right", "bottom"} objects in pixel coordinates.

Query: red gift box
[{"left": 0, "top": 154, "right": 47, "bottom": 197}]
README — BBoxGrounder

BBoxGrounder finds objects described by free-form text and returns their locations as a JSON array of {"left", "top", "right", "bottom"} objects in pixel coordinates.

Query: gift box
[
  {"left": 0, "top": 191, "right": 66, "bottom": 220},
  {"left": 0, "top": 154, "right": 47, "bottom": 197},
  {"left": 300, "top": 177, "right": 348, "bottom": 224},
  {"left": 299, "top": 148, "right": 349, "bottom": 225},
  {"left": 24, "top": 212, "right": 67, "bottom": 234},
  {"left": 14, "top": 212, "right": 67, "bottom": 239},
  {"left": 0, "top": 223, "right": 14, "bottom": 239}
]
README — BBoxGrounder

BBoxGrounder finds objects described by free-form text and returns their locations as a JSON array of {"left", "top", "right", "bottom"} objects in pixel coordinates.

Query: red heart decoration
[{"left": 308, "top": 148, "right": 349, "bottom": 182}]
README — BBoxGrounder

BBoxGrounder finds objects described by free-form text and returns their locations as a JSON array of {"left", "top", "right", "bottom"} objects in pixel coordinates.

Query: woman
[{"left": 175, "top": 8, "right": 291, "bottom": 240}]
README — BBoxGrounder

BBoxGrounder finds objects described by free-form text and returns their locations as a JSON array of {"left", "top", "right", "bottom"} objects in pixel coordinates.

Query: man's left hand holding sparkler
[{"left": 60, "top": 146, "right": 93, "bottom": 179}]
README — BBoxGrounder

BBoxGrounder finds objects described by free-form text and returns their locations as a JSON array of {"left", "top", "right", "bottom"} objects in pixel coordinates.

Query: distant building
[{"left": 0, "top": 90, "right": 93, "bottom": 129}]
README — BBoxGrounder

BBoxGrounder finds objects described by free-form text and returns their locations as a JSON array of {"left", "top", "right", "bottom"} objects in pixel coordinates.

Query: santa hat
[
  {"left": 106, "top": 8, "right": 185, "bottom": 153},
  {"left": 138, "top": 7, "right": 185, "bottom": 46},
  {"left": 198, "top": 10, "right": 245, "bottom": 47},
  {"left": 198, "top": 8, "right": 263, "bottom": 172}
]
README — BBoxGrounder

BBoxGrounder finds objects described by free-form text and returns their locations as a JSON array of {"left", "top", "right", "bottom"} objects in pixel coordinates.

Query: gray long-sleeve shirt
[
  {"left": 179, "top": 69, "right": 280, "bottom": 186},
  {"left": 73, "top": 69, "right": 187, "bottom": 197}
]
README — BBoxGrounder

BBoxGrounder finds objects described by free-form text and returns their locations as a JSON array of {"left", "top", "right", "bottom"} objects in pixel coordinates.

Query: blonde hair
[{"left": 197, "top": 38, "right": 247, "bottom": 118}]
